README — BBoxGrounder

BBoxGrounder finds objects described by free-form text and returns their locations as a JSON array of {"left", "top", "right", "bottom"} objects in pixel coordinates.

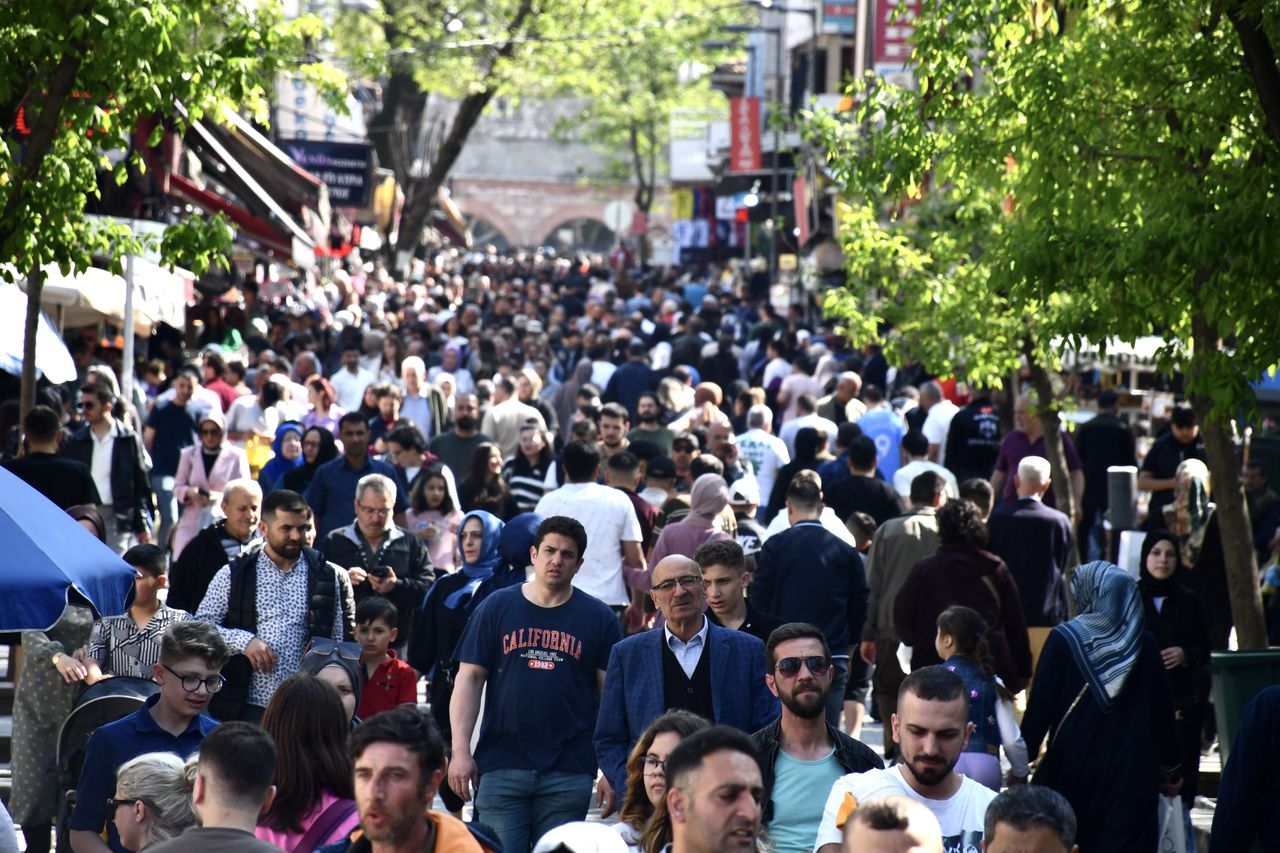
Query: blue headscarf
[
  {"left": 443, "top": 510, "right": 505, "bottom": 609},
  {"left": 1057, "top": 561, "right": 1145, "bottom": 714},
  {"left": 473, "top": 512, "right": 544, "bottom": 605},
  {"left": 258, "top": 421, "right": 305, "bottom": 492}
]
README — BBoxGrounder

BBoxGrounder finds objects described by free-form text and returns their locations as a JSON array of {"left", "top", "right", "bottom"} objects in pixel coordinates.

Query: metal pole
[
  {"left": 122, "top": 254, "right": 135, "bottom": 407},
  {"left": 769, "top": 27, "right": 781, "bottom": 283},
  {"left": 808, "top": 3, "right": 817, "bottom": 106},
  {"left": 854, "top": 0, "right": 869, "bottom": 78}
]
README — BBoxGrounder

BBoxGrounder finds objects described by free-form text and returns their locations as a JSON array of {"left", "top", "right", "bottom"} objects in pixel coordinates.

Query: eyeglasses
[
  {"left": 161, "top": 664, "right": 226, "bottom": 694},
  {"left": 643, "top": 755, "right": 666, "bottom": 776},
  {"left": 357, "top": 505, "right": 392, "bottom": 516},
  {"left": 773, "top": 656, "right": 833, "bottom": 678},
  {"left": 672, "top": 444, "right": 696, "bottom": 453},
  {"left": 199, "top": 427, "right": 222, "bottom": 436},
  {"left": 651, "top": 575, "right": 704, "bottom": 594},
  {"left": 107, "top": 797, "right": 141, "bottom": 811},
  {"left": 81, "top": 401, "right": 99, "bottom": 411},
  {"left": 307, "top": 637, "right": 362, "bottom": 661}
]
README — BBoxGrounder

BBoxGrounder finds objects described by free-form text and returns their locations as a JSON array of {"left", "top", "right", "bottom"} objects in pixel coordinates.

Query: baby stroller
[{"left": 54, "top": 677, "right": 161, "bottom": 853}]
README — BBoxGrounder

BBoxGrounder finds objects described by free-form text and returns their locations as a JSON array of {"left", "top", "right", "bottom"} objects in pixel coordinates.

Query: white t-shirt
[
  {"left": 736, "top": 428, "right": 790, "bottom": 504},
  {"left": 922, "top": 400, "right": 960, "bottom": 464},
  {"left": 534, "top": 482, "right": 642, "bottom": 606},
  {"left": 814, "top": 766, "right": 995, "bottom": 853},
  {"left": 893, "top": 460, "right": 960, "bottom": 500},
  {"left": 330, "top": 366, "right": 377, "bottom": 411}
]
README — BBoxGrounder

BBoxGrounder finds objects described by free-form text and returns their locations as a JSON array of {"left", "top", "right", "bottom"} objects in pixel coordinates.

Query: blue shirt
[
  {"left": 305, "top": 454, "right": 408, "bottom": 538},
  {"left": 69, "top": 694, "right": 218, "bottom": 853},
  {"left": 143, "top": 401, "right": 205, "bottom": 476},
  {"left": 455, "top": 585, "right": 621, "bottom": 775}
]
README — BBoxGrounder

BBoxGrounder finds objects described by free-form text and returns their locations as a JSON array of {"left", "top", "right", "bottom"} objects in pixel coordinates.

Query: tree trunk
[
  {"left": 1025, "top": 346, "right": 1082, "bottom": 571},
  {"left": 20, "top": 266, "right": 44, "bottom": 421}
]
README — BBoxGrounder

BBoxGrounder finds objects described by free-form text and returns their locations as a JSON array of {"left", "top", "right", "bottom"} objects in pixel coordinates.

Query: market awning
[
  {"left": 0, "top": 284, "right": 77, "bottom": 383},
  {"left": 12, "top": 261, "right": 190, "bottom": 335}
]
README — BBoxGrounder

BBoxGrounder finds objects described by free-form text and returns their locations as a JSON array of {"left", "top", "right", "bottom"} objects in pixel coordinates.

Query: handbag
[
  {"left": 1157, "top": 793, "right": 1188, "bottom": 853},
  {"left": 295, "top": 797, "right": 359, "bottom": 853},
  {"left": 1031, "top": 684, "right": 1088, "bottom": 784}
]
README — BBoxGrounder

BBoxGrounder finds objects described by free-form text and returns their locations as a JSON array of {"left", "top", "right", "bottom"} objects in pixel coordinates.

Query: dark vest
[
  {"left": 661, "top": 632, "right": 714, "bottom": 720},
  {"left": 945, "top": 656, "right": 1001, "bottom": 756},
  {"left": 224, "top": 545, "right": 338, "bottom": 639}
]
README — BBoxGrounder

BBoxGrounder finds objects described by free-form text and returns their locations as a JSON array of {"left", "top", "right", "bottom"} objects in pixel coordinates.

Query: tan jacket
[{"left": 862, "top": 506, "right": 940, "bottom": 641}]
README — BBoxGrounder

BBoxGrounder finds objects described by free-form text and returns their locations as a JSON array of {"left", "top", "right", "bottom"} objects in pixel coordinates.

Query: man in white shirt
[
  {"left": 330, "top": 342, "right": 377, "bottom": 412},
  {"left": 777, "top": 394, "right": 838, "bottom": 458},
  {"left": 736, "top": 405, "right": 790, "bottom": 514},
  {"left": 893, "top": 431, "right": 959, "bottom": 500},
  {"left": 534, "top": 439, "right": 644, "bottom": 623},
  {"left": 919, "top": 382, "right": 960, "bottom": 465},
  {"left": 814, "top": 667, "right": 997, "bottom": 853}
]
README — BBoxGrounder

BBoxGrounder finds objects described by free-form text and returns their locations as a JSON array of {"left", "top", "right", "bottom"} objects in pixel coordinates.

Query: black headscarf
[
  {"left": 282, "top": 427, "right": 339, "bottom": 493},
  {"left": 1138, "top": 528, "right": 1184, "bottom": 600}
]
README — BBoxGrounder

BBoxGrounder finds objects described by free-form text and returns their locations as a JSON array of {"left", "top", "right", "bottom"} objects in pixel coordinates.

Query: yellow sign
[
  {"left": 779, "top": 254, "right": 798, "bottom": 271},
  {"left": 671, "top": 189, "right": 694, "bottom": 221}
]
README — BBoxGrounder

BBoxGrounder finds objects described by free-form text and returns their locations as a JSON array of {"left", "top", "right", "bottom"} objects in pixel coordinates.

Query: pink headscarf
[{"left": 684, "top": 473, "right": 729, "bottom": 530}]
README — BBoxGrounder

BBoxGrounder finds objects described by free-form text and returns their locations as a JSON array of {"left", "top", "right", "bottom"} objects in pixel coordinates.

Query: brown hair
[
  {"left": 259, "top": 674, "right": 354, "bottom": 832},
  {"left": 619, "top": 711, "right": 710, "bottom": 833}
]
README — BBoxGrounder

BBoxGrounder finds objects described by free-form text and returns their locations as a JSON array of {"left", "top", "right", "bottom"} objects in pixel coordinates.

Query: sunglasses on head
[
  {"left": 306, "top": 637, "right": 361, "bottom": 662},
  {"left": 773, "top": 656, "right": 832, "bottom": 678}
]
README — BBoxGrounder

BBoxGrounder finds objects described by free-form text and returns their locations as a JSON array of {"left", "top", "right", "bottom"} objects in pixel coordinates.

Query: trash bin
[{"left": 1210, "top": 650, "right": 1280, "bottom": 763}]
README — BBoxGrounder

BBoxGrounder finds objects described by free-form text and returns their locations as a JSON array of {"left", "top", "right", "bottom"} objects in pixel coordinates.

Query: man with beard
[
  {"left": 664, "top": 726, "right": 765, "bottom": 853},
  {"left": 627, "top": 391, "right": 675, "bottom": 454},
  {"left": 196, "top": 490, "right": 349, "bottom": 720},
  {"left": 750, "top": 623, "right": 882, "bottom": 853},
  {"left": 597, "top": 402, "right": 631, "bottom": 465},
  {"left": 430, "top": 394, "right": 494, "bottom": 479},
  {"left": 814, "top": 667, "right": 996, "bottom": 853},
  {"left": 318, "top": 705, "right": 499, "bottom": 852}
]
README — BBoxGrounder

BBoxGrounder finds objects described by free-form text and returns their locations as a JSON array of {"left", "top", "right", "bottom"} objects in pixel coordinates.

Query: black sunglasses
[
  {"left": 107, "top": 797, "right": 141, "bottom": 811},
  {"left": 307, "top": 637, "right": 362, "bottom": 661},
  {"left": 774, "top": 656, "right": 832, "bottom": 678}
]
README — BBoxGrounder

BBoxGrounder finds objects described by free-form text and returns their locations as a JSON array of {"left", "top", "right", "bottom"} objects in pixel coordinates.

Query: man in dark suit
[
  {"left": 987, "top": 455, "right": 1073, "bottom": 671},
  {"left": 594, "top": 554, "right": 779, "bottom": 800},
  {"left": 4, "top": 404, "right": 100, "bottom": 510}
]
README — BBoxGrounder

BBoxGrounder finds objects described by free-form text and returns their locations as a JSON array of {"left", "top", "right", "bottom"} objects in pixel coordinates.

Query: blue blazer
[{"left": 593, "top": 620, "right": 779, "bottom": 798}]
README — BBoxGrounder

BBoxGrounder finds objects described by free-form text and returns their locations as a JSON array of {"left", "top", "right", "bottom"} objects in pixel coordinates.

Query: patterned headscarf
[
  {"left": 1168, "top": 458, "right": 1214, "bottom": 567},
  {"left": 1057, "top": 561, "right": 1145, "bottom": 713}
]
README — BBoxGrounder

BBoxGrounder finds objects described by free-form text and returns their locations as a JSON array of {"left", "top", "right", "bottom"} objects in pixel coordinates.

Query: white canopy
[
  {"left": 0, "top": 284, "right": 77, "bottom": 383},
  {"left": 13, "top": 260, "right": 190, "bottom": 335}
]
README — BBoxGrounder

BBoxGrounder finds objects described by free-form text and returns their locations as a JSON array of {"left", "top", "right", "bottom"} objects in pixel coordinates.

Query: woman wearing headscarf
[
  {"left": 282, "top": 426, "right": 340, "bottom": 494},
  {"left": 1139, "top": 529, "right": 1210, "bottom": 841},
  {"left": 11, "top": 505, "right": 106, "bottom": 853},
  {"left": 1166, "top": 458, "right": 1231, "bottom": 650},
  {"left": 172, "top": 407, "right": 249, "bottom": 560},
  {"left": 1022, "top": 561, "right": 1183, "bottom": 853},
  {"left": 256, "top": 420, "right": 304, "bottom": 495},
  {"left": 647, "top": 474, "right": 732, "bottom": 571},
  {"left": 408, "top": 510, "right": 505, "bottom": 817},
  {"left": 552, "top": 360, "right": 594, "bottom": 443}
]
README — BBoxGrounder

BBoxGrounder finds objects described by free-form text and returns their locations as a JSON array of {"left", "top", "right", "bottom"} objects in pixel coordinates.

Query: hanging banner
[
  {"left": 729, "top": 96, "right": 762, "bottom": 173},
  {"left": 873, "top": 0, "right": 921, "bottom": 87},
  {"left": 822, "top": 1, "right": 856, "bottom": 34}
]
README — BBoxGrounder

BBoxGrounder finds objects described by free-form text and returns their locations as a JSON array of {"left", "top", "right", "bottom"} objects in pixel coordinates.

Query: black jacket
[
  {"left": 62, "top": 422, "right": 155, "bottom": 533},
  {"left": 321, "top": 524, "right": 435, "bottom": 643},
  {"left": 751, "top": 717, "right": 884, "bottom": 824},
  {"left": 168, "top": 521, "right": 258, "bottom": 612},
  {"left": 4, "top": 452, "right": 100, "bottom": 510}
]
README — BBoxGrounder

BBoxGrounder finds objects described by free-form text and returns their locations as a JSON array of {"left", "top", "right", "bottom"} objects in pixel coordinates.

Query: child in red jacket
[{"left": 355, "top": 597, "right": 419, "bottom": 719}]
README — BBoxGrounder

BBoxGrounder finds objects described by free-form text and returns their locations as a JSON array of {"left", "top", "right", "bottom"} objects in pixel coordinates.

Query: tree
[
  {"left": 1, "top": 0, "right": 336, "bottom": 415},
  {"left": 552, "top": 0, "right": 741, "bottom": 261},
  {"left": 811, "top": 0, "right": 1280, "bottom": 645}
]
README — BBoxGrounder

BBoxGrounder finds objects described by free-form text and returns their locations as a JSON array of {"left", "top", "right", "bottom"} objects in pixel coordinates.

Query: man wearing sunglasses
[
  {"left": 750, "top": 623, "right": 882, "bottom": 853},
  {"left": 69, "top": 621, "right": 229, "bottom": 853},
  {"left": 595, "top": 554, "right": 778, "bottom": 804}
]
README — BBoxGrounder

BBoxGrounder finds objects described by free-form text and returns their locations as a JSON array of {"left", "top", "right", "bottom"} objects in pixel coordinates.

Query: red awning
[{"left": 167, "top": 173, "right": 293, "bottom": 257}]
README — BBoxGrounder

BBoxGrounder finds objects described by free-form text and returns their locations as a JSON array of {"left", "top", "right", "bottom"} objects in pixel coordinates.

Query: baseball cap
[
  {"left": 729, "top": 474, "right": 760, "bottom": 506},
  {"left": 647, "top": 456, "right": 677, "bottom": 479}
]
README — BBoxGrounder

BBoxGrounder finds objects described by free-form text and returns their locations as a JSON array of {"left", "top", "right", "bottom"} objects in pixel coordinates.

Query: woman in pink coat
[{"left": 172, "top": 407, "right": 249, "bottom": 560}]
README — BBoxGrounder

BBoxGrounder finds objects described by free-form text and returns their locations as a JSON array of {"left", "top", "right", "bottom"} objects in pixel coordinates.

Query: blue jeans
[
  {"left": 151, "top": 473, "right": 177, "bottom": 551},
  {"left": 474, "top": 768, "right": 594, "bottom": 853}
]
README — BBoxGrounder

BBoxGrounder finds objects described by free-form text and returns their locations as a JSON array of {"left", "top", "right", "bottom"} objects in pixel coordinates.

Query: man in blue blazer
[{"left": 594, "top": 554, "right": 779, "bottom": 802}]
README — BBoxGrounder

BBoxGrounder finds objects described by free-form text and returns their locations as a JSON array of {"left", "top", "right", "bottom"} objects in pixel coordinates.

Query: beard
[
  {"left": 779, "top": 682, "right": 828, "bottom": 719},
  {"left": 638, "top": 412, "right": 658, "bottom": 424},
  {"left": 456, "top": 415, "right": 478, "bottom": 431},
  {"left": 901, "top": 751, "right": 959, "bottom": 787}
]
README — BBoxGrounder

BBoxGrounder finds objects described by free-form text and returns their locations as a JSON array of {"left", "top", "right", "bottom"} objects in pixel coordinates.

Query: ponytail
[{"left": 937, "top": 605, "right": 1009, "bottom": 699}]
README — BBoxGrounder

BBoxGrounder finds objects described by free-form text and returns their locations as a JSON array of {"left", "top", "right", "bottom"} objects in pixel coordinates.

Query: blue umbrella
[{"left": 0, "top": 466, "right": 135, "bottom": 630}]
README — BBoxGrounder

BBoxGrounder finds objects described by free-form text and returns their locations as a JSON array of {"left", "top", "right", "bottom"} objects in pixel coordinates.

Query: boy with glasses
[
  {"left": 750, "top": 623, "right": 882, "bottom": 853},
  {"left": 69, "top": 621, "right": 229, "bottom": 853}
]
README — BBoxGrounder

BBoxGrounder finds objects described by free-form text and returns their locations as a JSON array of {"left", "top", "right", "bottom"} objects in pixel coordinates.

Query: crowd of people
[{"left": 0, "top": 248, "right": 1274, "bottom": 853}]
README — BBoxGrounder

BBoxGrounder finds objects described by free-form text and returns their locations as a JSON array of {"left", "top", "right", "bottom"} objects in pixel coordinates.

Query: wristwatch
[{"left": 52, "top": 652, "right": 62, "bottom": 667}]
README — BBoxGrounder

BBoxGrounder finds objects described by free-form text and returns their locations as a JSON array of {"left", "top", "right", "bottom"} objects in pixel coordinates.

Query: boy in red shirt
[{"left": 355, "top": 596, "right": 419, "bottom": 719}]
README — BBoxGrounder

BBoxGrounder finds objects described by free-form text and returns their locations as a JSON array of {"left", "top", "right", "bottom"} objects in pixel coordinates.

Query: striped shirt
[{"left": 88, "top": 605, "right": 191, "bottom": 678}]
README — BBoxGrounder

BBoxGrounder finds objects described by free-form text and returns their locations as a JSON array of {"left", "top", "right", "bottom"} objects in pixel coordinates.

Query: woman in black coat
[{"left": 1139, "top": 529, "right": 1210, "bottom": 818}]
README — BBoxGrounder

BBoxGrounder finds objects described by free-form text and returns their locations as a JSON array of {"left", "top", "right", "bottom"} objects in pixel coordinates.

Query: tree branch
[{"left": 1226, "top": 3, "right": 1280, "bottom": 147}]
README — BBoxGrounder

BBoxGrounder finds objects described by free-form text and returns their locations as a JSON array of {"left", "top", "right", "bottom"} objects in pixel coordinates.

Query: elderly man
[
  {"left": 818, "top": 372, "right": 867, "bottom": 426},
  {"left": 987, "top": 456, "right": 1073, "bottom": 669},
  {"left": 320, "top": 473, "right": 435, "bottom": 653},
  {"left": 399, "top": 355, "right": 447, "bottom": 440},
  {"left": 168, "top": 478, "right": 263, "bottom": 612},
  {"left": 736, "top": 404, "right": 791, "bottom": 511},
  {"left": 594, "top": 554, "right": 778, "bottom": 801}
]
